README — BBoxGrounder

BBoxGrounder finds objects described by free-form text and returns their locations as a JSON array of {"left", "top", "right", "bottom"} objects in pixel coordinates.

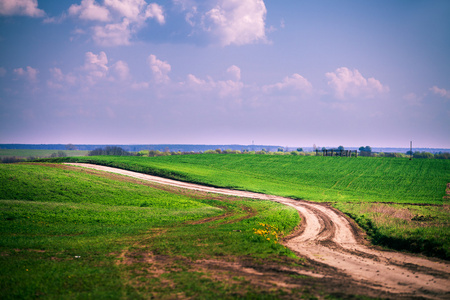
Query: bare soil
[{"left": 66, "top": 163, "right": 450, "bottom": 299}]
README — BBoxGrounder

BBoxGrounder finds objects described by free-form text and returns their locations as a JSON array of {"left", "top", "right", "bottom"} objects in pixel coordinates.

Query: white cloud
[
  {"left": 204, "top": 0, "right": 267, "bottom": 46},
  {"left": 104, "top": 0, "right": 164, "bottom": 24},
  {"left": 68, "top": 1, "right": 165, "bottom": 46},
  {"left": 403, "top": 92, "right": 422, "bottom": 106},
  {"left": 82, "top": 51, "right": 109, "bottom": 84},
  {"left": 69, "top": 0, "right": 110, "bottom": 22},
  {"left": 183, "top": 67, "right": 244, "bottom": 99},
  {"left": 48, "top": 52, "right": 132, "bottom": 90},
  {"left": 84, "top": 51, "right": 109, "bottom": 71},
  {"left": 13, "top": 66, "right": 39, "bottom": 82},
  {"left": 93, "top": 19, "right": 131, "bottom": 46},
  {"left": 47, "top": 67, "right": 77, "bottom": 89},
  {"left": 144, "top": 3, "right": 165, "bottom": 24},
  {"left": 104, "top": 0, "right": 144, "bottom": 20},
  {"left": 148, "top": 54, "right": 171, "bottom": 84},
  {"left": 112, "top": 60, "right": 130, "bottom": 81},
  {"left": 430, "top": 86, "right": 450, "bottom": 99},
  {"left": 325, "top": 67, "right": 389, "bottom": 100},
  {"left": 226, "top": 65, "right": 241, "bottom": 81},
  {"left": 43, "top": 13, "right": 67, "bottom": 24},
  {"left": 0, "top": 0, "right": 45, "bottom": 17},
  {"left": 262, "top": 73, "right": 312, "bottom": 94}
]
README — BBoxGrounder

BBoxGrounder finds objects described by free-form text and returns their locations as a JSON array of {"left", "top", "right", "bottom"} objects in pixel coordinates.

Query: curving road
[{"left": 66, "top": 163, "right": 450, "bottom": 299}]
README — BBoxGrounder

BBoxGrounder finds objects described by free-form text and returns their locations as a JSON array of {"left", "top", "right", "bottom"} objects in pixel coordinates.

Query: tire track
[{"left": 66, "top": 163, "right": 450, "bottom": 299}]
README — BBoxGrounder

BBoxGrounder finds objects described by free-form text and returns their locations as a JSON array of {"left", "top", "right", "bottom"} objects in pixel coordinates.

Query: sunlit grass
[
  {"left": 45, "top": 154, "right": 450, "bottom": 259},
  {"left": 0, "top": 163, "right": 301, "bottom": 299},
  {"left": 47, "top": 154, "right": 450, "bottom": 204}
]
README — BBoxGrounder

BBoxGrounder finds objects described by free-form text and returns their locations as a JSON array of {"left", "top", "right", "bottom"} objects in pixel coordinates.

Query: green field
[
  {"left": 1, "top": 163, "right": 306, "bottom": 299},
  {"left": 50, "top": 154, "right": 450, "bottom": 204},
  {"left": 2, "top": 154, "right": 449, "bottom": 298},
  {"left": 0, "top": 149, "right": 89, "bottom": 159},
  {"left": 46, "top": 154, "right": 450, "bottom": 259}
]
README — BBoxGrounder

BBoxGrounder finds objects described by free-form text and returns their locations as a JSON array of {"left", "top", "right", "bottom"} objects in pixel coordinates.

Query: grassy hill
[
  {"left": 46, "top": 154, "right": 450, "bottom": 259},
  {"left": 50, "top": 154, "right": 450, "bottom": 204},
  {"left": 0, "top": 163, "right": 301, "bottom": 299}
]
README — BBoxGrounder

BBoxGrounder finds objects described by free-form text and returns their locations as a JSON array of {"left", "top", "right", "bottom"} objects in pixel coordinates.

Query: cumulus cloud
[
  {"left": 104, "top": 0, "right": 143, "bottom": 20},
  {"left": 262, "top": 73, "right": 312, "bottom": 94},
  {"left": 430, "top": 86, "right": 450, "bottom": 99},
  {"left": 93, "top": 19, "right": 131, "bottom": 46},
  {"left": 47, "top": 68, "right": 77, "bottom": 89},
  {"left": 82, "top": 51, "right": 110, "bottom": 84},
  {"left": 112, "top": 60, "right": 130, "bottom": 81},
  {"left": 176, "top": 0, "right": 267, "bottom": 46},
  {"left": 204, "top": 0, "right": 267, "bottom": 46},
  {"left": 226, "top": 65, "right": 241, "bottom": 81},
  {"left": 0, "top": 0, "right": 45, "bottom": 17},
  {"left": 69, "top": 0, "right": 110, "bottom": 22},
  {"left": 68, "top": 0, "right": 165, "bottom": 46},
  {"left": 144, "top": 3, "right": 165, "bottom": 24},
  {"left": 184, "top": 74, "right": 243, "bottom": 98},
  {"left": 148, "top": 54, "right": 171, "bottom": 84},
  {"left": 13, "top": 66, "right": 39, "bottom": 82},
  {"left": 325, "top": 67, "right": 389, "bottom": 100},
  {"left": 183, "top": 66, "right": 244, "bottom": 98},
  {"left": 47, "top": 52, "right": 131, "bottom": 89}
]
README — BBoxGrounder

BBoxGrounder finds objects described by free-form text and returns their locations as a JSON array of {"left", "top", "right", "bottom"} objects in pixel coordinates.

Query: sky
[{"left": 0, "top": 0, "right": 449, "bottom": 148}]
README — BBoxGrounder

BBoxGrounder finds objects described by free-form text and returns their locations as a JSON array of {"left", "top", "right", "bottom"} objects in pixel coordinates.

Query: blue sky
[{"left": 1, "top": 0, "right": 449, "bottom": 148}]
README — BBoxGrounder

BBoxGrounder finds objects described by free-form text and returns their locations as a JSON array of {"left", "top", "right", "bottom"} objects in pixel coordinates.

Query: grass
[
  {"left": 334, "top": 202, "right": 450, "bottom": 258},
  {"left": 47, "top": 154, "right": 449, "bottom": 204},
  {"left": 2, "top": 163, "right": 321, "bottom": 299},
  {"left": 44, "top": 154, "right": 450, "bottom": 259}
]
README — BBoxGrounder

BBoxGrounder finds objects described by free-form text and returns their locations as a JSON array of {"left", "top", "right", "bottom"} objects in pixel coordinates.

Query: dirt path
[{"left": 67, "top": 163, "right": 450, "bottom": 299}]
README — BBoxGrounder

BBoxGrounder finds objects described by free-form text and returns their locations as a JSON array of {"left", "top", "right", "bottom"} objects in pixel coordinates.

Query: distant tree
[
  {"left": 65, "top": 144, "right": 77, "bottom": 150},
  {"left": 358, "top": 146, "right": 372, "bottom": 157},
  {"left": 297, "top": 148, "right": 303, "bottom": 152},
  {"left": 51, "top": 151, "right": 67, "bottom": 158},
  {"left": 413, "top": 151, "right": 434, "bottom": 159},
  {"left": 88, "top": 148, "right": 103, "bottom": 156},
  {"left": 88, "top": 146, "right": 131, "bottom": 156},
  {"left": 435, "top": 152, "right": 450, "bottom": 159},
  {"left": 277, "top": 147, "right": 284, "bottom": 152},
  {"left": 337, "top": 145, "right": 344, "bottom": 151}
]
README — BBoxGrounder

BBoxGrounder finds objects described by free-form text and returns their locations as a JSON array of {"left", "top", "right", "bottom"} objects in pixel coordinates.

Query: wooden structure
[{"left": 315, "top": 149, "right": 357, "bottom": 157}]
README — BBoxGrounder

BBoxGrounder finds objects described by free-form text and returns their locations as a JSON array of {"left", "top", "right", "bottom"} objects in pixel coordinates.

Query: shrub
[
  {"left": 50, "top": 151, "right": 67, "bottom": 158},
  {"left": 413, "top": 151, "right": 434, "bottom": 159},
  {"left": 88, "top": 146, "right": 132, "bottom": 156},
  {"left": 204, "top": 150, "right": 218, "bottom": 154},
  {"left": 435, "top": 152, "right": 450, "bottom": 159}
]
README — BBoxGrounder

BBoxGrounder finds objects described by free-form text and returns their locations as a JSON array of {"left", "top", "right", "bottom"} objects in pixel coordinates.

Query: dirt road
[{"left": 67, "top": 163, "right": 450, "bottom": 299}]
